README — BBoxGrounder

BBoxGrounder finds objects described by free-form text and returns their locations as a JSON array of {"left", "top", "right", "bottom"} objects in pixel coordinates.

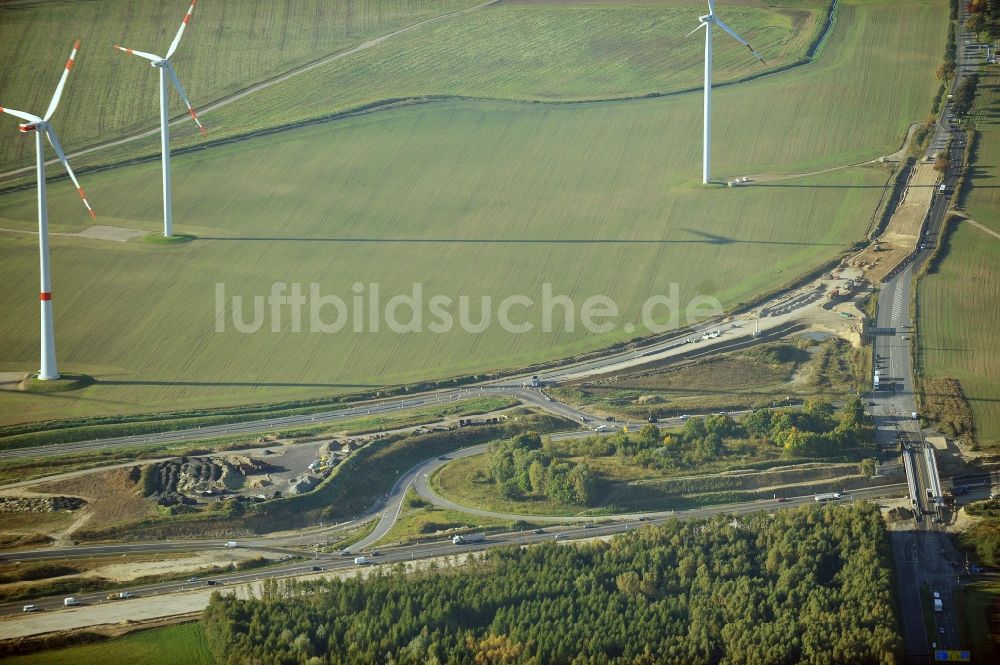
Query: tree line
[
  {"left": 478, "top": 399, "right": 868, "bottom": 507},
  {"left": 579, "top": 398, "right": 861, "bottom": 470},
  {"left": 202, "top": 502, "right": 901, "bottom": 664}
]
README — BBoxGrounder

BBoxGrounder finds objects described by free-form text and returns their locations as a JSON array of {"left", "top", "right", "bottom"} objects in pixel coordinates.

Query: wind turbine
[
  {"left": 1, "top": 40, "right": 96, "bottom": 381},
  {"left": 115, "top": 0, "right": 206, "bottom": 238},
  {"left": 688, "top": 0, "right": 766, "bottom": 184}
]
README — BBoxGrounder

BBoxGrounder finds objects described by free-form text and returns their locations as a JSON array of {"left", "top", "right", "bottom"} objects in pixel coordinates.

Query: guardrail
[
  {"left": 924, "top": 444, "right": 945, "bottom": 508},
  {"left": 902, "top": 446, "right": 921, "bottom": 515}
]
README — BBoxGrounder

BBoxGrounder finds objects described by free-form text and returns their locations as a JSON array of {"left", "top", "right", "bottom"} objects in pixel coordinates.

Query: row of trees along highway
[{"left": 201, "top": 502, "right": 900, "bottom": 664}]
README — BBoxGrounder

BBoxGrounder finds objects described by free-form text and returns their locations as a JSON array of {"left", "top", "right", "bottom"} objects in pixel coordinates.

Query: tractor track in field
[
  {"left": 0, "top": 0, "right": 845, "bottom": 186},
  {"left": 0, "top": 0, "right": 504, "bottom": 183}
]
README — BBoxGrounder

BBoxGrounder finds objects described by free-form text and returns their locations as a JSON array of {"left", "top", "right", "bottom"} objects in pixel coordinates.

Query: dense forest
[{"left": 202, "top": 502, "right": 901, "bottom": 664}]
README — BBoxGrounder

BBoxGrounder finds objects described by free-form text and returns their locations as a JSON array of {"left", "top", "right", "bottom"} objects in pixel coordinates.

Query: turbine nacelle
[
  {"left": 687, "top": 1, "right": 767, "bottom": 183},
  {"left": 18, "top": 123, "right": 40, "bottom": 133}
]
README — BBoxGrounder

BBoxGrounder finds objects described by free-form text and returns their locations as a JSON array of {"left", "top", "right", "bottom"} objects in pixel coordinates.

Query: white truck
[
  {"left": 934, "top": 598, "right": 943, "bottom": 613},
  {"left": 224, "top": 541, "right": 239, "bottom": 548},
  {"left": 354, "top": 556, "right": 371, "bottom": 566},
  {"left": 63, "top": 597, "right": 80, "bottom": 606},
  {"left": 814, "top": 492, "right": 843, "bottom": 503},
  {"left": 452, "top": 533, "right": 486, "bottom": 545},
  {"left": 106, "top": 591, "right": 133, "bottom": 600}
]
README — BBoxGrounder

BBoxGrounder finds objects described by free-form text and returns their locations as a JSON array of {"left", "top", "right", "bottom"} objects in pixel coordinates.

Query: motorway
[
  {"left": 0, "top": 482, "right": 911, "bottom": 624},
  {"left": 873, "top": 5, "right": 981, "bottom": 659},
  {"left": 2, "top": 283, "right": 826, "bottom": 462},
  {"left": 0, "top": 9, "right": 987, "bottom": 648}
]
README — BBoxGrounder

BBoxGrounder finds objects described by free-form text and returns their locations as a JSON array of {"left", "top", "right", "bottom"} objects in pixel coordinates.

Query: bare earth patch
[
  {"left": 852, "top": 162, "right": 937, "bottom": 282},
  {"left": 72, "top": 225, "right": 147, "bottom": 242},
  {"left": 36, "top": 467, "right": 153, "bottom": 530},
  {"left": 0, "top": 225, "right": 145, "bottom": 243},
  {"left": 0, "top": 372, "right": 27, "bottom": 392},
  {"left": 89, "top": 550, "right": 271, "bottom": 583}
]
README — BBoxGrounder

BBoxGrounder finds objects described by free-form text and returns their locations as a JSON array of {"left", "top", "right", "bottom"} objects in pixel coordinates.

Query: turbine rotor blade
[
  {"left": 712, "top": 17, "right": 750, "bottom": 47},
  {"left": 707, "top": 0, "right": 715, "bottom": 13},
  {"left": 113, "top": 45, "right": 162, "bottom": 63},
  {"left": 713, "top": 16, "right": 766, "bottom": 63},
  {"left": 166, "top": 0, "right": 198, "bottom": 59},
  {"left": 0, "top": 106, "right": 42, "bottom": 124},
  {"left": 43, "top": 40, "right": 80, "bottom": 121},
  {"left": 166, "top": 63, "right": 206, "bottom": 136},
  {"left": 46, "top": 127, "right": 96, "bottom": 220},
  {"left": 686, "top": 23, "right": 707, "bottom": 38}
]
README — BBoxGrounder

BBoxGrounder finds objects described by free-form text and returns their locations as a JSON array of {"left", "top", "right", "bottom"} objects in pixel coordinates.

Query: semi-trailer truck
[{"left": 452, "top": 533, "right": 486, "bottom": 545}]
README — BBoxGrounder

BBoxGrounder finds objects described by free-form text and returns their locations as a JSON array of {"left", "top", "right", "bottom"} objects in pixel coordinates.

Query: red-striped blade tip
[{"left": 73, "top": 40, "right": 80, "bottom": 50}]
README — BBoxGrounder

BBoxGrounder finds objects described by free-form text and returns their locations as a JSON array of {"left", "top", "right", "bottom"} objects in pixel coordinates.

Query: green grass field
[
  {"left": 958, "top": 579, "right": 1000, "bottom": 663},
  {"left": 2, "top": 622, "right": 214, "bottom": 665},
  {"left": 918, "top": 220, "right": 1000, "bottom": 448},
  {"left": 431, "top": 431, "right": 869, "bottom": 515},
  {"left": 553, "top": 338, "right": 866, "bottom": 418},
  {"left": 0, "top": 0, "right": 827, "bottom": 179},
  {"left": 965, "top": 69, "right": 1000, "bottom": 233},
  {"left": 0, "top": 0, "right": 483, "bottom": 173},
  {"left": 0, "top": 0, "right": 945, "bottom": 426},
  {"left": 918, "top": 66, "right": 1000, "bottom": 449}
]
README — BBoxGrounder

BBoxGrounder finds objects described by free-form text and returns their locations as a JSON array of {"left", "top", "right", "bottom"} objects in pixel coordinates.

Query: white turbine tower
[
  {"left": 115, "top": 0, "right": 206, "bottom": 238},
  {"left": 1, "top": 40, "right": 96, "bottom": 381},
  {"left": 688, "top": 0, "right": 766, "bottom": 184}
]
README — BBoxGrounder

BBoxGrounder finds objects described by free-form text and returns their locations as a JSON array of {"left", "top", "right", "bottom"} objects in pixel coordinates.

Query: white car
[
  {"left": 22, "top": 605, "right": 39, "bottom": 612},
  {"left": 594, "top": 425, "right": 609, "bottom": 432}
]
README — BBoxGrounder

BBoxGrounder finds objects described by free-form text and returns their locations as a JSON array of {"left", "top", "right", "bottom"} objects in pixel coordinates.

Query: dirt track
[
  {"left": 852, "top": 161, "right": 937, "bottom": 283},
  {"left": 0, "top": 0, "right": 503, "bottom": 182}
]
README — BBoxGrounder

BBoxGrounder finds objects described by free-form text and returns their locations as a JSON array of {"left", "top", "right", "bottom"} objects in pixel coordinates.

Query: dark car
[
  {"left": 311, "top": 566, "right": 323, "bottom": 572},
  {"left": 606, "top": 416, "right": 616, "bottom": 422},
  {"left": 205, "top": 580, "right": 218, "bottom": 586},
  {"left": 532, "top": 529, "right": 545, "bottom": 535}
]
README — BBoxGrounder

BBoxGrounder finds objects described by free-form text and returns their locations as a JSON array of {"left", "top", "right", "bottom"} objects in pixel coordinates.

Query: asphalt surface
[
  {"left": 0, "top": 483, "right": 911, "bottom": 620},
  {"left": 1, "top": 293, "right": 817, "bottom": 462},
  {"left": 0, "top": 5, "right": 985, "bottom": 649},
  {"left": 874, "top": 6, "right": 980, "bottom": 659}
]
